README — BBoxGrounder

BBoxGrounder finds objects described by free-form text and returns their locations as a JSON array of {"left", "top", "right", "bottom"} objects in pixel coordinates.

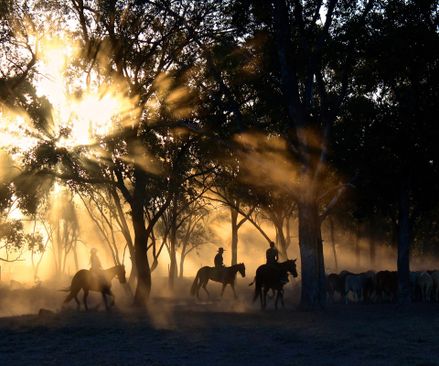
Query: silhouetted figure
[
  {"left": 266, "top": 241, "right": 288, "bottom": 284},
  {"left": 90, "top": 248, "right": 107, "bottom": 289},
  {"left": 250, "top": 259, "right": 298, "bottom": 310},
  {"left": 190, "top": 263, "right": 246, "bottom": 299},
  {"left": 213, "top": 247, "right": 225, "bottom": 281},
  {"left": 214, "top": 247, "right": 225, "bottom": 268},
  {"left": 90, "top": 248, "right": 103, "bottom": 272},
  {"left": 62, "top": 265, "right": 126, "bottom": 311},
  {"left": 266, "top": 241, "right": 279, "bottom": 265}
]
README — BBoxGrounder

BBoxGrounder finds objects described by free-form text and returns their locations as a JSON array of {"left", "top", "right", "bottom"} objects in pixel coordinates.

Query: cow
[
  {"left": 417, "top": 271, "right": 433, "bottom": 303},
  {"left": 375, "top": 270, "right": 398, "bottom": 302}
]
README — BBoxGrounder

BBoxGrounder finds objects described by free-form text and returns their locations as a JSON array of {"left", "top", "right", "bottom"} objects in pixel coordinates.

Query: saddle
[
  {"left": 212, "top": 266, "right": 226, "bottom": 282},
  {"left": 265, "top": 263, "right": 289, "bottom": 285},
  {"left": 90, "top": 270, "right": 109, "bottom": 288}
]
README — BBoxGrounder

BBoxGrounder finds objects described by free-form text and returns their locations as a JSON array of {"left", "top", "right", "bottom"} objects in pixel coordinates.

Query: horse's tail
[
  {"left": 249, "top": 277, "right": 256, "bottom": 286},
  {"left": 58, "top": 287, "right": 71, "bottom": 292},
  {"left": 190, "top": 270, "right": 201, "bottom": 296},
  {"left": 252, "top": 277, "right": 261, "bottom": 303}
]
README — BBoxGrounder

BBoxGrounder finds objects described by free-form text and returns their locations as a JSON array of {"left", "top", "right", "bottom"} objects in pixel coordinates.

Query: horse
[
  {"left": 62, "top": 265, "right": 126, "bottom": 311},
  {"left": 190, "top": 263, "right": 246, "bottom": 299},
  {"left": 250, "top": 259, "right": 298, "bottom": 310}
]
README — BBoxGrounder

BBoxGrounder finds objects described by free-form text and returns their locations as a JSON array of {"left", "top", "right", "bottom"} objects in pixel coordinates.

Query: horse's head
[
  {"left": 238, "top": 263, "right": 246, "bottom": 278},
  {"left": 287, "top": 259, "right": 298, "bottom": 278},
  {"left": 116, "top": 265, "right": 127, "bottom": 284}
]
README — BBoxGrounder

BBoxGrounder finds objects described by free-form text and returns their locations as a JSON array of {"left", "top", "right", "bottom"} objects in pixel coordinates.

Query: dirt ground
[{"left": 0, "top": 279, "right": 438, "bottom": 366}]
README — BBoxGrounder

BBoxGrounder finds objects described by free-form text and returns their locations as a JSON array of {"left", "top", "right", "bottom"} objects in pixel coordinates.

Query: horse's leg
[
  {"left": 220, "top": 283, "right": 227, "bottom": 297},
  {"left": 74, "top": 293, "right": 80, "bottom": 310},
  {"left": 280, "top": 289, "right": 285, "bottom": 308},
  {"left": 275, "top": 290, "right": 280, "bottom": 310},
  {"left": 108, "top": 290, "right": 115, "bottom": 306},
  {"left": 202, "top": 279, "right": 210, "bottom": 299},
  {"left": 231, "top": 283, "right": 238, "bottom": 299},
  {"left": 83, "top": 289, "right": 89, "bottom": 311},
  {"left": 263, "top": 288, "right": 269, "bottom": 309},
  {"left": 268, "top": 289, "right": 275, "bottom": 299},
  {"left": 102, "top": 292, "right": 109, "bottom": 311}
]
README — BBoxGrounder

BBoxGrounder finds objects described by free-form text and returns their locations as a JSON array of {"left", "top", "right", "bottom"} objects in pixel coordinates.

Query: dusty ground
[{"left": 0, "top": 279, "right": 438, "bottom": 366}]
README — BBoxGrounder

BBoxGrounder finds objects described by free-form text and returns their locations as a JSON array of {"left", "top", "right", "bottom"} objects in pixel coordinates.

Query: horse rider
[
  {"left": 214, "top": 247, "right": 225, "bottom": 279},
  {"left": 214, "top": 247, "right": 225, "bottom": 268},
  {"left": 90, "top": 248, "right": 106, "bottom": 285},
  {"left": 266, "top": 241, "right": 288, "bottom": 284},
  {"left": 90, "top": 248, "right": 103, "bottom": 271},
  {"left": 266, "top": 241, "right": 279, "bottom": 265}
]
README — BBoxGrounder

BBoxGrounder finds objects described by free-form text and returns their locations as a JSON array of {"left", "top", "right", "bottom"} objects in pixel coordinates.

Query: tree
[
  {"left": 334, "top": 0, "right": 439, "bottom": 304},
  {"left": 3, "top": 0, "right": 224, "bottom": 305},
  {"left": 76, "top": 186, "right": 126, "bottom": 268},
  {"left": 0, "top": 0, "right": 37, "bottom": 105},
  {"left": 46, "top": 188, "right": 79, "bottom": 275},
  {"left": 227, "top": 0, "right": 377, "bottom": 309},
  {"left": 209, "top": 172, "right": 259, "bottom": 265},
  {"left": 176, "top": 201, "right": 217, "bottom": 278}
]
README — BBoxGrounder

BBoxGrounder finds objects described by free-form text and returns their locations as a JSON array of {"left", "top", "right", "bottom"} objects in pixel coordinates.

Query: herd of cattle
[{"left": 326, "top": 270, "right": 439, "bottom": 303}]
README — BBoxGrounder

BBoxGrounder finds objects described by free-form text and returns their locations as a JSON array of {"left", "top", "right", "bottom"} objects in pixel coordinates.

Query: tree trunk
[
  {"left": 285, "top": 216, "right": 292, "bottom": 252},
  {"left": 132, "top": 190, "right": 151, "bottom": 306},
  {"left": 355, "top": 229, "right": 361, "bottom": 268},
  {"left": 179, "top": 249, "right": 186, "bottom": 279},
  {"left": 168, "top": 203, "right": 178, "bottom": 289},
  {"left": 275, "top": 219, "right": 288, "bottom": 260},
  {"left": 230, "top": 207, "right": 238, "bottom": 265},
  {"left": 128, "top": 260, "right": 137, "bottom": 288},
  {"left": 111, "top": 188, "right": 136, "bottom": 283},
  {"left": 367, "top": 217, "right": 376, "bottom": 268},
  {"left": 73, "top": 245, "right": 79, "bottom": 271},
  {"left": 132, "top": 217, "right": 151, "bottom": 305},
  {"left": 56, "top": 222, "right": 62, "bottom": 275},
  {"left": 298, "top": 200, "right": 326, "bottom": 309},
  {"left": 369, "top": 235, "right": 376, "bottom": 268},
  {"left": 397, "top": 177, "right": 411, "bottom": 304},
  {"left": 329, "top": 218, "right": 338, "bottom": 272}
]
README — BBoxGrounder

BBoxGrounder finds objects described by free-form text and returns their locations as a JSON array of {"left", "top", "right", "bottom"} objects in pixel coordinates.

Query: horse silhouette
[
  {"left": 62, "top": 265, "right": 126, "bottom": 311},
  {"left": 250, "top": 259, "right": 298, "bottom": 309},
  {"left": 190, "top": 263, "right": 246, "bottom": 299}
]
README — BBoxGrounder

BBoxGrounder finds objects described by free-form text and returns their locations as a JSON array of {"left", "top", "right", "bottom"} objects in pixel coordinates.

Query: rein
[{"left": 103, "top": 266, "right": 121, "bottom": 280}]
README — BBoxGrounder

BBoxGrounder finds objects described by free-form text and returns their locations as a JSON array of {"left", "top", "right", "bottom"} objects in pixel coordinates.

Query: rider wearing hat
[{"left": 214, "top": 247, "right": 225, "bottom": 268}]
